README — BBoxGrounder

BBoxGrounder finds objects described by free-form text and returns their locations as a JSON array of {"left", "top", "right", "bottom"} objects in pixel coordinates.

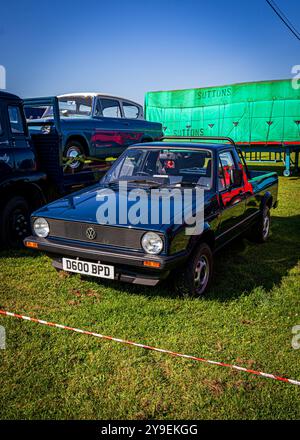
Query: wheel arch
[
  {"left": 0, "top": 181, "right": 46, "bottom": 212},
  {"left": 188, "top": 226, "right": 216, "bottom": 253},
  {"left": 199, "top": 228, "right": 215, "bottom": 251},
  {"left": 65, "top": 134, "right": 90, "bottom": 156},
  {"left": 261, "top": 191, "right": 273, "bottom": 211}
]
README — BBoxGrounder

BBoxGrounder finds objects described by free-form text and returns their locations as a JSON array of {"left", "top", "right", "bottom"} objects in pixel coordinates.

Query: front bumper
[{"left": 24, "top": 236, "right": 187, "bottom": 286}]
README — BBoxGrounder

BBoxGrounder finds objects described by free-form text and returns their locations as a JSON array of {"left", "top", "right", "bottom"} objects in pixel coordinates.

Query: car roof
[
  {"left": 0, "top": 90, "right": 21, "bottom": 101},
  {"left": 130, "top": 141, "right": 232, "bottom": 150},
  {"left": 57, "top": 93, "right": 142, "bottom": 106}
]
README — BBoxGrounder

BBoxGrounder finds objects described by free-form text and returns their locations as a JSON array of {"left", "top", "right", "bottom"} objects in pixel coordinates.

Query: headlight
[
  {"left": 141, "top": 232, "right": 163, "bottom": 255},
  {"left": 33, "top": 217, "right": 49, "bottom": 238}
]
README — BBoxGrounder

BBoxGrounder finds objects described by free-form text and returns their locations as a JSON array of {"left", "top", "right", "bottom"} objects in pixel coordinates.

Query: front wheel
[
  {"left": 63, "top": 140, "right": 86, "bottom": 172},
  {"left": 174, "top": 242, "right": 213, "bottom": 297}
]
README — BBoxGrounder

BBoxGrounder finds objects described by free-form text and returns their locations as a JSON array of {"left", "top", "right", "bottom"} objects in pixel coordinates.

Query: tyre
[
  {"left": 174, "top": 242, "right": 213, "bottom": 297},
  {"left": 247, "top": 205, "right": 270, "bottom": 243},
  {"left": 63, "top": 140, "right": 86, "bottom": 172},
  {"left": 0, "top": 196, "right": 30, "bottom": 248}
]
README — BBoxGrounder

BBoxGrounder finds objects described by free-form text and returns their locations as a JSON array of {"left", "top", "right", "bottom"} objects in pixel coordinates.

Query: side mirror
[{"left": 231, "top": 168, "right": 243, "bottom": 187}]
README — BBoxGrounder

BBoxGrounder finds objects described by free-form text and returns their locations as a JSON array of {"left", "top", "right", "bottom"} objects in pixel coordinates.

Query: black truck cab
[
  {"left": 0, "top": 91, "right": 34, "bottom": 175},
  {"left": 0, "top": 91, "right": 48, "bottom": 247}
]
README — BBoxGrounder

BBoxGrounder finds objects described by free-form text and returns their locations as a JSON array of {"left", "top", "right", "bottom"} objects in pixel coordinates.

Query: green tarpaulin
[{"left": 145, "top": 79, "right": 300, "bottom": 143}]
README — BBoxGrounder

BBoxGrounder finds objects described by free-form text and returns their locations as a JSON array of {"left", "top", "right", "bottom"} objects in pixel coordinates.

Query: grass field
[{"left": 0, "top": 169, "right": 299, "bottom": 420}]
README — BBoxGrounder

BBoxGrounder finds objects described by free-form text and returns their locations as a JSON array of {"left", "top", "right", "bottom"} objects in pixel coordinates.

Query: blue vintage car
[{"left": 24, "top": 93, "right": 163, "bottom": 170}]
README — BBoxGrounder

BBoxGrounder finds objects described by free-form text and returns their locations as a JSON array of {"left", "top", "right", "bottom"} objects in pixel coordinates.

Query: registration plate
[{"left": 62, "top": 258, "right": 114, "bottom": 279}]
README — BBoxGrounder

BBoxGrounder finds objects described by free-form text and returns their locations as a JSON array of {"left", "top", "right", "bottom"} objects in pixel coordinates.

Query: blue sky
[{"left": 0, "top": 0, "right": 299, "bottom": 104}]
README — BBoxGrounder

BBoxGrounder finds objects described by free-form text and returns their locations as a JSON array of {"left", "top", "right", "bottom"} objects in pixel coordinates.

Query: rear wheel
[
  {"left": 174, "top": 242, "right": 213, "bottom": 297},
  {"left": 0, "top": 196, "right": 30, "bottom": 248},
  {"left": 63, "top": 140, "right": 86, "bottom": 172},
  {"left": 247, "top": 206, "right": 270, "bottom": 243}
]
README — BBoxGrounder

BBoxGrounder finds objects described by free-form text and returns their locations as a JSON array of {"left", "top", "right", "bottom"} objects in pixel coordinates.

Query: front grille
[{"left": 46, "top": 219, "right": 148, "bottom": 250}]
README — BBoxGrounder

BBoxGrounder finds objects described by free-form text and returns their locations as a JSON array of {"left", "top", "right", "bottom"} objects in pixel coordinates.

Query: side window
[
  {"left": 8, "top": 106, "right": 25, "bottom": 134},
  {"left": 101, "top": 99, "right": 122, "bottom": 118},
  {"left": 218, "top": 151, "right": 236, "bottom": 190},
  {"left": 78, "top": 103, "right": 92, "bottom": 116},
  {"left": 122, "top": 102, "right": 140, "bottom": 119}
]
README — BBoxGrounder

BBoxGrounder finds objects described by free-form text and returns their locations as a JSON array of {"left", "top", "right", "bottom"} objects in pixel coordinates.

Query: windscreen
[{"left": 105, "top": 148, "right": 213, "bottom": 188}]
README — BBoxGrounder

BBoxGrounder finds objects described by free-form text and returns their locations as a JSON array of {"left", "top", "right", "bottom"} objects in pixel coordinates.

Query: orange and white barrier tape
[{"left": 0, "top": 309, "right": 299, "bottom": 386}]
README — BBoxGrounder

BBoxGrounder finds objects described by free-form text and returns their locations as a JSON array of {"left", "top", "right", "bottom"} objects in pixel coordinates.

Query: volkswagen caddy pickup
[{"left": 24, "top": 136, "right": 278, "bottom": 296}]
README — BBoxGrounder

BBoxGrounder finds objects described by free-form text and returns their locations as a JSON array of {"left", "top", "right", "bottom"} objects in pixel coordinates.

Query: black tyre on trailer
[{"left": 63, "top": 139, "right": 87, "bottom": 172}]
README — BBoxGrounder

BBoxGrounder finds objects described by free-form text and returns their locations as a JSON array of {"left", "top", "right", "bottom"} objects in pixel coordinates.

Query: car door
[
  {"left": 92, "top": 97, "right": 129, "bottom": 158},
  {"left": 121, "top": 100, "right": 146, "bottom": 145},
  {"left": 6, "top": 101, "right": 36, "bottom": 172},
  {"left": 216, "top": 149, "right": 246, "bottom": 245},
  {"left": 0, "top": 100, "right": 15, "bottom": 180}
]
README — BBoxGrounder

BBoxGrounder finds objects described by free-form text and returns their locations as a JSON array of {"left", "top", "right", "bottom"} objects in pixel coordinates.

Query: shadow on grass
[
  {"left": 209, "top": 214, "right": 300, "bottom": 301},
  {"left": 0, "top": 248, "right": 41, "bottom": 259},
  {"left": 102, "top": 214, "right": 300, "bottom": 301}
]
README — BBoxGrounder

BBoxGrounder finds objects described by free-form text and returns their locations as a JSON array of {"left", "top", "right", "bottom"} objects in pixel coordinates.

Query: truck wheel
[
  {"left": 63, "top": 140, "right": 86, "bottom": 172},
  {"left": 247, "top": 206, "right": 270, "bottom": 243},
  {"left": 0, "top": 196, "right": 30, "bottom": 248},
  {"left": 175, "top": 242, "right": 213, "bottom": 297}
]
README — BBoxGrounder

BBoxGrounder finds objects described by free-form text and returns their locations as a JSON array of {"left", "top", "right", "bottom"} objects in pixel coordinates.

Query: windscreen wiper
[{"left": 108, "top": 177, "right": 163, "bottom": 187}]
